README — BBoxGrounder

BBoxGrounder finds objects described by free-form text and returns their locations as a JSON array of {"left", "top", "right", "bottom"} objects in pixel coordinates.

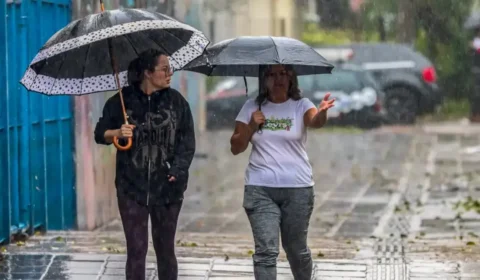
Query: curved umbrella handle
[{"left": 113, "top": 136, "right": 132, "bottom": 151}]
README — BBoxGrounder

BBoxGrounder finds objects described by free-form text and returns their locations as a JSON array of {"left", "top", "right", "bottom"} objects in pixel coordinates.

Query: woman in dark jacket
[{"left": 94, "top": 49, "right": 196, "bottom": 280}]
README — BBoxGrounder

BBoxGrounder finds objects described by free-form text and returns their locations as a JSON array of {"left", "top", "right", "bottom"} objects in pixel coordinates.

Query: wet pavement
[
  {"left": 1, "top": 252, "right": 480, "bottom": 279},
  {"left": 3, "top": 122, "right": 480, "bottom": 279}
]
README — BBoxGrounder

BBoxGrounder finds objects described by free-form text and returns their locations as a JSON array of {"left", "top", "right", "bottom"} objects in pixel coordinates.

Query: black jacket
[{"left": 94, "top": 85, "right": 196, "bottom": 206}]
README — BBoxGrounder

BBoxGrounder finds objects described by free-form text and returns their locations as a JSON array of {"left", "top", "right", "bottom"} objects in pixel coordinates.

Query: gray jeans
[{"left": 243, "top": 185, "right": 315, "bottom": 280}]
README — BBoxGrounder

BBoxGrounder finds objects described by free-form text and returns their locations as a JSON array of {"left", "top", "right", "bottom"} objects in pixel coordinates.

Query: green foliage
[
  {"left": 205, "top": 76, "right": 222, "bottom": 93},
  {"left": 421, "top": 98, "right": 470, "bottom": 122},
  {"left": 302, "top": 23, "right": 353, "bottom": 45},
  {"left": 360, "top": 0, "right": 474, "bottom": 99},
  {"left": 414, "top": 0, "right": 474, "bottom": 99}
]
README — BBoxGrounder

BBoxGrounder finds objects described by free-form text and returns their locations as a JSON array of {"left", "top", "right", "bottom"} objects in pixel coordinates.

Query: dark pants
[
  {"left": 117, "top": 192, "right": 182, "bottom": 280},
  {"left": 243, "top": 185, "right": 315, "bottom": 280}
]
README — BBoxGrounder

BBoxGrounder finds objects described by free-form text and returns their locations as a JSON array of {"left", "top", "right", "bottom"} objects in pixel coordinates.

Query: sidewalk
[
  {"left": 1, "top": 251, "right": 480, "bottom": 279},
  {"left": 3, "top": 123, "right": 480, "bottom": 279}
]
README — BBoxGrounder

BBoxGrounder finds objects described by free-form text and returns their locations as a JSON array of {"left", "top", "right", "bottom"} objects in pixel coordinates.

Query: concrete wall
[
  {"left": 205, "top": 0, "right": 298, "bottom": 40},
  {"left": 72, "top": 0, "right": 121, "bottom": 231},
  {"left": 72, "top": 0, "right": 208, "bottom": 230}
]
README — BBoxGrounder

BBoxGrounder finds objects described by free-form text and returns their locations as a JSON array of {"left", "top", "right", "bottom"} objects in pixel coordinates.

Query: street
[{"left": 3, "top": 122, "right": 480, "bottom": 279}]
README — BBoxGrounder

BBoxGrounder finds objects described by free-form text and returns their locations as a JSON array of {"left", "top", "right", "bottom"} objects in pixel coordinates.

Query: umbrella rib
[
  {"left": 162, "top": 29, "right": 205, "bottom": 56},
  {"left": 123, "top": 33, "right": 141, "bottom": 57},
  {"left": 143, "top": 31, "right": 184, "bottom": 68},
  {"left": 269, "top": 36, "right": 281, "bottom": 64},
  {"left": 79, "top": 43, "right": 93, "bottom": 95},
  {"left": 48, "top": 53, "right": 69, "bottom": 95}
]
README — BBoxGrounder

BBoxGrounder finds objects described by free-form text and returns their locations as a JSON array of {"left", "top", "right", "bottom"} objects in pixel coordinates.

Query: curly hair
[{"left": 255, "top": 65, "right": 302, "bottom": 108}]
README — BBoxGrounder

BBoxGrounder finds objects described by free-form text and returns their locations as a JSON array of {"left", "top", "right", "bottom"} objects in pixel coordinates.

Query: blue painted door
[{"left": 0, "top": 0, "right": 75, "bottom": 244}]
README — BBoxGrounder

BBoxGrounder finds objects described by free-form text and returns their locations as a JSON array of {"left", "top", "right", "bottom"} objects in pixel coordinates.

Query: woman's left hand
[{"left": 319, "top": 93, "right": 335, "bottom": 112}]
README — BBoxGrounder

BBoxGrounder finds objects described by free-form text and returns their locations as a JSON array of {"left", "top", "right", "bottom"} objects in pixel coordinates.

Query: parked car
[
  {"left": 315, "top": 43, "right": 442, "bottom": 124},
  {"left": 207, "top": 77, "right": 258, "bottom": 101},
  {"left": 298, "top": 64, "right": 389, "bottom": 129},
  {"left": 205, "top": 77, "right": 259, "bottom": 130},
  {"left": 205, "top": 66, "right": 388, "bottom": 130}
]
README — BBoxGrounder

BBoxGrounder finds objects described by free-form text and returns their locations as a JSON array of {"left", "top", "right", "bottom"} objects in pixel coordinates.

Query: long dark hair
[
  {"left": 255, "top": 65, "right": 302, "bottom": 107},
  {"left": 127, "top": 49, "right": 168, "bottom": 86}
]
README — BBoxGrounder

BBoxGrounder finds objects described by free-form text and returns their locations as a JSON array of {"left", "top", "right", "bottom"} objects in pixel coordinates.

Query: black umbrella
[
  {"left": 183, "top": 36, "right": 334, "bottom": 77},
  {"left": 20, "top": 8, "right": 209, "bottom": 95},
  {"left": 20, "top": 3, "right": 209, "bottom": 151}
]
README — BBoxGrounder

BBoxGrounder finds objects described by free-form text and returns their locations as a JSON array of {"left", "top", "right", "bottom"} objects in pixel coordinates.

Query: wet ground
[
  {"left": 3, "top": 121, "right": 480, "bottom": 279},
  {"left": 2, "top": 253, "right": 480, "bottom": 279}
]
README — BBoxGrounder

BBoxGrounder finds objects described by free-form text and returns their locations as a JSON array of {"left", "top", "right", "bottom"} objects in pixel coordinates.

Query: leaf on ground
[
  {"left": 416, "top": 199, "right": 423, "bottom": 207},
  {"left": 55, "top": 236, "right": 64, "bottom": 242},
  {"left": 178, "top": 242, "right": 198, "bottom": 247},
  {"left": 102, "top": 246, "right": 125, "bottom": 253},
  {"left": 317, "top": 252, "right": 325, "bottom": 257},
  {"left": 16, "top": 241, "right": 25, "bottom": 247},
  {"left": 468, "top": 232, "right": 479, "bottom": 238},
  {"left": 248, "top": 250, "right": 254, "bottom": 256},
  {"left": 467, "top": 241, "right": 476, "bottom": 246}
]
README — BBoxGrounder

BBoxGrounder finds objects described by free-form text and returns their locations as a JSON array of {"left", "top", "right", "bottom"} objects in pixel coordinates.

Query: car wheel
[{"left": 385, "top": 87, "right": 418, "bottom": 124}]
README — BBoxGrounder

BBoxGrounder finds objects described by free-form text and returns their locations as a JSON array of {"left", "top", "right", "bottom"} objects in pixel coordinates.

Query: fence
[{"left": 0, "top": 0, "right": 75, "bottom": 244}]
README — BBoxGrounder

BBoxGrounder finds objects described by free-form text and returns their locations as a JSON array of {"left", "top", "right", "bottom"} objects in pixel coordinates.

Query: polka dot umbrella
[{"left": 20, "top": 2, "right": 209, "bottom": 150}]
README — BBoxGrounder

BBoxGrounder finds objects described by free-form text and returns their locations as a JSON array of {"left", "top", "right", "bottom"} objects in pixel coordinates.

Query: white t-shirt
[{"left": 235, "top": 97, "right": 317, "bottom": 188}]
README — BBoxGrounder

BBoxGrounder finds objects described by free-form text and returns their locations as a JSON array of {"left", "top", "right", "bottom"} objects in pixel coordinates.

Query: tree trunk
[
  {"left": 396, "top": 0, "right": 416, "bottom": 44},
  {"left": 378, "top": 16, "right": 386, "bottom": 41},
  {"left": 294, "top": 0, "right": 306, "bottom": 39}
]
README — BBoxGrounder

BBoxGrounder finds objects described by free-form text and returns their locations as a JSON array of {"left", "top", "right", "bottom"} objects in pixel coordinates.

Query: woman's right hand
[
  {"left": 249, "top": 110, "right": 265, "bottom": 131},
  {"left": 117, "top": 124, "right": 136, "bottom": 139}
]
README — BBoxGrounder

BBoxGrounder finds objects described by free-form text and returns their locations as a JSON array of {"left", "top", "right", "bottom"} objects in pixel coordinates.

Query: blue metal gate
[{"left": 0, "top": 0, "right": 75, "bottom": 244}]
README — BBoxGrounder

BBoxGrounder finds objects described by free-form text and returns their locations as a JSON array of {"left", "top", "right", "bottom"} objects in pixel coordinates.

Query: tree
[{"left": 316, "top": 0, "right": 352, "bottom": 29}]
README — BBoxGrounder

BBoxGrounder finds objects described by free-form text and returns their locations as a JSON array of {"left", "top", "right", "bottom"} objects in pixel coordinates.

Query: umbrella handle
[
  {"left": 111, "top": 78, "right": 133, "bottom": 151},
  {"left": 113, "top": 135, "right": 133, "bottom": 151}
]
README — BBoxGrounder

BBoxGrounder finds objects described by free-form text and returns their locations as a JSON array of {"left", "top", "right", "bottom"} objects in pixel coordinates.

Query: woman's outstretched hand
[{"left": 319, "top": 93, "right": 335, "bottom": 112}]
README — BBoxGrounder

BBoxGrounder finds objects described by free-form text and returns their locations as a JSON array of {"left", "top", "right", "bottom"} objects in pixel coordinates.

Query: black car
[
  {"left": 206, "top": 66, "right": 388, "bottom": 130},
  {"left": 315, "top": 43, "right": 442, "bottom": 124}
]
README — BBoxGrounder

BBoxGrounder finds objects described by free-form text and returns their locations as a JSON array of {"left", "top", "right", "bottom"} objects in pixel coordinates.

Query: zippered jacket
[{"left": 94, "top": 85, "right": 196, "bottom": 206}]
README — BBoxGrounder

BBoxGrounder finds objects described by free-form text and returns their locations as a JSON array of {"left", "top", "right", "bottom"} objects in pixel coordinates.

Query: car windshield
[{"left": 298, "top": 70, "right": 362, "bottom": 93}]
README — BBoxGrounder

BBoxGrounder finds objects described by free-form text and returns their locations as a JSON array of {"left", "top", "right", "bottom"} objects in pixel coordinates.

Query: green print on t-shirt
[{"left": 263, "top": 116, "right": 293, "bottom": 131}]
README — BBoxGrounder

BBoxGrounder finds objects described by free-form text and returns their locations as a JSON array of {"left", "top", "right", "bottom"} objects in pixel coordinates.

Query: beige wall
[
  {"left": 207, "top": 0, "right": 298, "bottom": 42},
  {"left": 274, "top": 0, "right": 295, "bottom": 37},
  {"left": 72, "top": 0, "right": 118, "bottom": 230}
]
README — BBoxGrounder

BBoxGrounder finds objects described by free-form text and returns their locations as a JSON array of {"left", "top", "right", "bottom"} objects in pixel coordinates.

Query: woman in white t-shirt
[{"left": 230, "top": 65, "right": 335, "bottom": 280}]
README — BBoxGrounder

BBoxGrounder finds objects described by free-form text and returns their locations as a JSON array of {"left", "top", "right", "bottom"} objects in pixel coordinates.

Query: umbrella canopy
[
  {"left": 183, "top": 36, "right": 334, "bottom": 77},
  {"left": 20, "top": 8, "right": 210, "bottom": 95}
]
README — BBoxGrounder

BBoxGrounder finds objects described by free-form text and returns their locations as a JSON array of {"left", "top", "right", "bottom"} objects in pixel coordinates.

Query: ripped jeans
[{"left": 243, "top": 185, "right": 315, "bottom": 280}]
